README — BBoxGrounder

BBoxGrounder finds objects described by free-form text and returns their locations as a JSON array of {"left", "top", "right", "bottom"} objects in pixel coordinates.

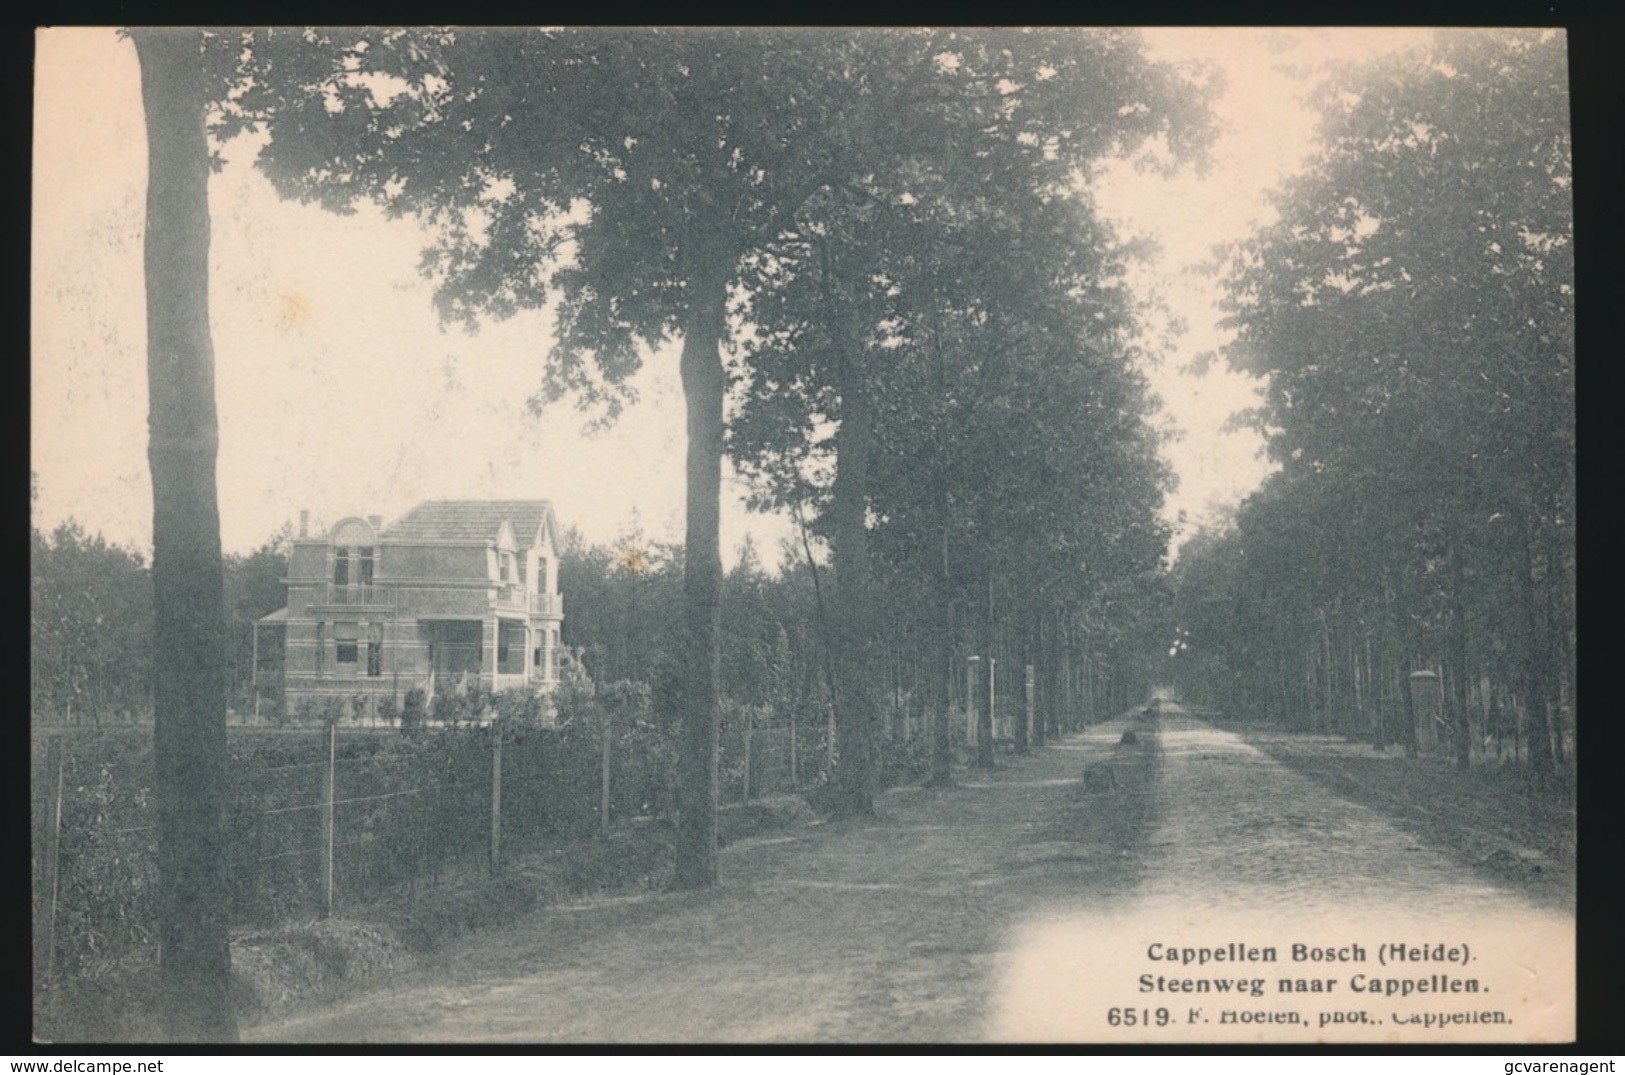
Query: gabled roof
[{"left": 381, "top": 500, "right": 556, "bottom": 548}]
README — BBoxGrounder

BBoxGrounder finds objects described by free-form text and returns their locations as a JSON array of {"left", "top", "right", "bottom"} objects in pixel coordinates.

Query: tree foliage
[
  {"left": 232, "top": 26, "right": 1215, "bottom": 863},
  {"left": 1178, "top": 30, "right": 1573, "bottom": 777},
  {"left": 32, "top": 521, "right": 155, "bottom": 724},
  {"left": 725, "top": 43, "right": 1204, "bottom": 790}
]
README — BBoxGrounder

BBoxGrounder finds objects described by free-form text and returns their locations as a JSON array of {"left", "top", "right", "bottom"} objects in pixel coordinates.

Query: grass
[
  {"left": 1240, "top": 725, "right": 1576, "bottom": 912},
  {"left": 231, "top": 793, "right": 820, "bottom": 1030}
]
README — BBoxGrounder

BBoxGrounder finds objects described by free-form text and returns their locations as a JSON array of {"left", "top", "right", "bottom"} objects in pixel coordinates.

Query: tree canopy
[
  {"left": 1178, "top": 30, "right": 1573, "bottom": 774},
  {"left": 234, "top": 25, "right": 1215, "bottom": 859}
]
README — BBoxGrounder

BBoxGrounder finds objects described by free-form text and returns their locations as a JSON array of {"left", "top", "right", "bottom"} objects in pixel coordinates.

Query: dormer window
[
  {"left": 330, "top": 519, "right": 379, "bottom": 599},
  {"left": 334, "top": 546, "right": 373, "bottom": 591}
]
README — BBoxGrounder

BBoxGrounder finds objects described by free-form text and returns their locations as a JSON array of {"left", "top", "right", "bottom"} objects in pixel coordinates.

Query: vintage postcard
[{"left": 31, "top": 27, "right": 1575, "bottom": 1045}]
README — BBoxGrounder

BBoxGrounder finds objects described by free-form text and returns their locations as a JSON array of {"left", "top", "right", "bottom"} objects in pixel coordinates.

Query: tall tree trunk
[
  {"left": 672, "top": 259, "right": 729, "bottom": 889},
  {"left": 1446, "top": 541, "right": 1472, "bottom": 771},
  {"left": 1320, "top": 611, "right": 1334, "bottom": 735},
  {"left": 1352, "top": 628, "right": 1364, "bottom": 742},
  {"left": 1539, "top": 511, "right": 1569, "bottom": 768},
  {"left": 1546, "top": 511, "right": 1575, "bottom": 763},
  {"left": 1515, "top": 511, "right": 1555, "bottom": 780},
  {"left": 1013, "top": 612, "right": 1031, "bottom": 753},
  {"left": 1062, "top": 625, "right": 1075, "bottom": 730},
  {"left": 1041, "top": 607, "right": 1061, "bottom": 743},
  {"left": 927, "top": 521, "right": 954, "bottom": 787},
  {"left": 1030, "top": 608, "right": 1046, "bottom": 749},
  {"left": 134, "top": 28, "right": 237, "bottom": 1042},
  {"left": 973, "top": 572, "right": 995, "bottom": 768},
  {"left": 1386, "top": 535, "right": 1414, "bottom": 746},
  {"left": 830, "top": 309, "right": 877, "bottom": 814},
  {"left": 1402, "top": 631, "right": 1423, "bottom": 758}
]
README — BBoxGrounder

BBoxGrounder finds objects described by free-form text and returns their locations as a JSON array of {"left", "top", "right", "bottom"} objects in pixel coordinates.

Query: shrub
[
  {"left": 492, "top": 686, "right": 546, "bottom": 726},
  {"left": 465, "top": 683, "right": 494, "bottom": 721},
  {"left": 878, "top": 726, "right": 931, "bottom": 788},
  {"left": 44, "top": 742, "right": 158, "bottom": 987},
  {"left": 430, "top": 685, "right": 463, "bottom": 724},
  {"left": 400, "top": 688, "right": 426, "bottom": 735},
  {"left": 258, "top": 683, "right": 286, "bottom": 724}
]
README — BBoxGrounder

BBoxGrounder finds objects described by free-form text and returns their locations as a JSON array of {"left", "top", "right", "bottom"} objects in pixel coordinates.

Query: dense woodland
[
  {"left": 33, "top": 28, "right": 1573, "bottom": 1039},
  {"left": 31, "top": 514, "right": 1167, "bottom": 764},
  {"left": 1166, "top": 30, "right": 1575, "bottom": 781}
]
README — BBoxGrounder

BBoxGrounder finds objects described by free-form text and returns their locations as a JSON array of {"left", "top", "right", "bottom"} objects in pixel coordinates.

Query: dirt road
[
  {"left": 989, "top": 714, "right": 1573, "bottom": 1042},
  {"left": 251, "top": 710, "right": 1573, "bottom": 1043}
]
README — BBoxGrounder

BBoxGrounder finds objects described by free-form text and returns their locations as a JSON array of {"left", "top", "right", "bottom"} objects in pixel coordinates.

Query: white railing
[{"left": 324, "top": 583, "right": 390, "bottom": 606}]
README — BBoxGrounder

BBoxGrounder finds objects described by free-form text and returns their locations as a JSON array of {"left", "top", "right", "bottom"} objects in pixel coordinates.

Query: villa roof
[{"left": 381, "top": 500, "right": 555, "bottom": 547}]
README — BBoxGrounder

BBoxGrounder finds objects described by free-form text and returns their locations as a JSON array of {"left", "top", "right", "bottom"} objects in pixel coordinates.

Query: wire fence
[{"left": 29, "top": 701, "right": 863, "bottom": 994}]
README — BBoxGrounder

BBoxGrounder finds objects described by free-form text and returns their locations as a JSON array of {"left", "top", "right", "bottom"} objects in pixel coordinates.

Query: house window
[
  {"left": 329, "top": 521, "right": 379, "bottom": 599},
  {"left": 367, "top": 624, "right": 383, "bottom": 677},
  {"left": 497, "top": 621, "right": 526, "bottom": 675},
  {"left": 335, "top": 623, "right": 360, "bottom": 668},
  {"left": 256, "top": 624, "right": 285, "bottom": 673},
  {"left": 426, "top": 620, "right": 483, "bottom": 675},
  {"left": 533, "top": 647, "right": 542, "bottom": 668},
  {"left": 535, "top": 556, "right": 549, "bottom": 592},
  {"left": 315, "top": 622, "right": 326, "bottom": 672}
]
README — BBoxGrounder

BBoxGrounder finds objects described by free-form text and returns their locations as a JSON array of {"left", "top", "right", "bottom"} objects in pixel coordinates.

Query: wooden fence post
[
  {"left": 42, "top": 735, "right": 66, "bottom": 987},
  {"left": 251, "top": 623, "right": 260, "bottom": 721},
  {"left": 742, "top": 706, "right": 753, "bottom": 803},
  {"left": 321, "top": 721, "right": 335, "bottom": 917},
  {"left": 826, "top": 702, "right": 836, "bottom": 773},
  {"left": 780, "top": 714, "right": 793, "bottom": 792},
  {"left": 600, "top": 709, "right": 612, "bottom": 835},
  {"left": 1024, "top": 664, "right": 1035, "bottom": 750},
  {"left": 987, "top": 657, "right": 997, "bottom": 753},
  {"left": 490, "top": 724, "right": 503, "bottom": 873},
  {"left": 966, "top": 656, "right": 979, "bottom": 745}
]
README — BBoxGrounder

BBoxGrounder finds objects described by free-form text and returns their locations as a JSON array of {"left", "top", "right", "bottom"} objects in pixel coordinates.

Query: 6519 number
[{"left": 1107, "top": 1007, "right": 1171, "bottom": 1027}]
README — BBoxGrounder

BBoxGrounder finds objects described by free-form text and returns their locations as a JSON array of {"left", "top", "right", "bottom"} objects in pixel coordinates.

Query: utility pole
[
  {"left": 1022, "top": 664, "right": 1035, "bottom": 753},
  {"left": 490, "top": 724, "right": 503, "bottom": 871},
  {"left": 321, "top": 721, "right": 335, "bottom": 917},
  {"left": 966, "top": 655, "right": 980, "bottom": 758}
]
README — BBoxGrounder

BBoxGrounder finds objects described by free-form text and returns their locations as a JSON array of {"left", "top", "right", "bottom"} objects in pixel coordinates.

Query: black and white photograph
[{"left": 30, "top": 26, "right": 1576, "bottom": 1044}]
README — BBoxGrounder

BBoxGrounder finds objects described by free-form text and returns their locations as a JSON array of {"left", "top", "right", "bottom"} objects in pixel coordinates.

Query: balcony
[
  {"left": 493, "top": 586, "right": 562, "bottom": 617},
  {"left": 321, "top": 583, "right": 393, "bottom": 608}
]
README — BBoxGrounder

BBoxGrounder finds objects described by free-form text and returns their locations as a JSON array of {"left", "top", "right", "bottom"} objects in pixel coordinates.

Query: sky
[{"left": 31, "top": 27, "right": 1433, "bottom": 565}]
